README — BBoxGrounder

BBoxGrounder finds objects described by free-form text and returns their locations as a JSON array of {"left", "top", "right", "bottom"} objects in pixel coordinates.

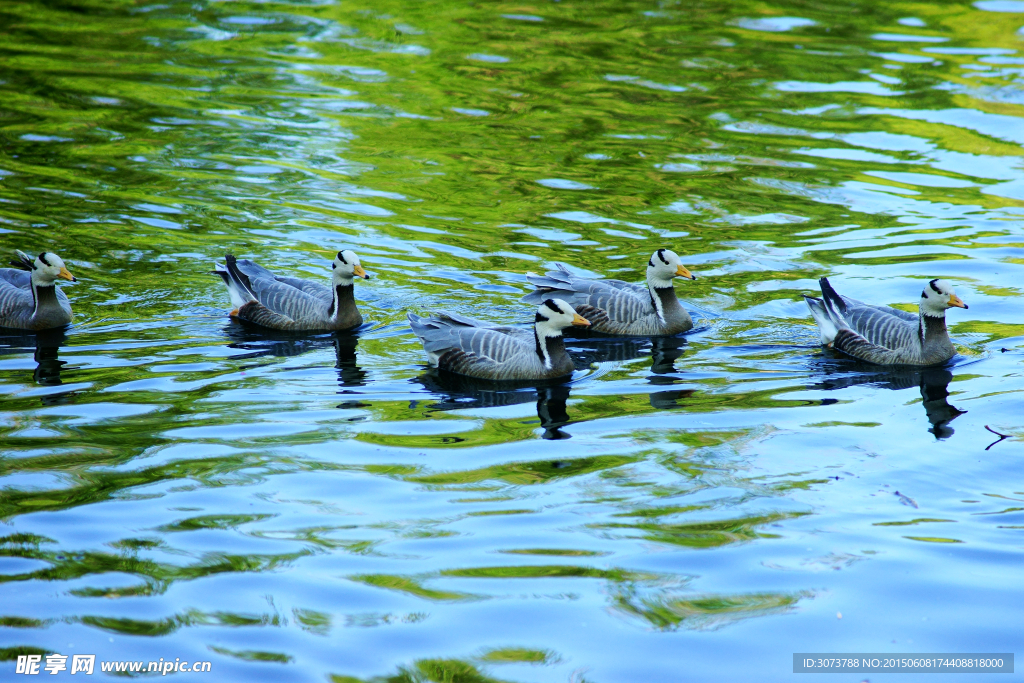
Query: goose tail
[
  {"left": 218, "top": 254, "right": 257, "bottom": 309},
  {"left": 804, "top": 295, "right": 838, "bottom": 345}
]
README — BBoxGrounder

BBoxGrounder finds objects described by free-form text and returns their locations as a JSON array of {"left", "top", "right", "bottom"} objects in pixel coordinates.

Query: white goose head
[
  {"left": 646, "top": 248, "right": 695, "bottom": 289},
  {"left": 12, "top": 251, "right": 76, "bottom": 286},
  {"left": 534, "top": 298, "right": 590, "bottom": 338},
  {"left": 920, "top": 279, "right": 967, "bottom": 317},
  {"left": 332, "top": 250, "right": 368, "bottom": 285}
]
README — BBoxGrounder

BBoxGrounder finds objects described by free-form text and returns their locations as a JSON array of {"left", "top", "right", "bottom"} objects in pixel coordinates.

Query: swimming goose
[
  {"left": 522, "top": 249, "right": 696, "bottom": 336},
  {"left": 215, "top": 250, "right": 368, "bottom": 331},
  {"left": 805, "top": 277, "right": 967, "bottom": 366},
  {"left": 408, "top": 299, "right": 590, "bottom": 380},
  {"left": 0, "top": 251, "right": 75, "bottom": 330}
]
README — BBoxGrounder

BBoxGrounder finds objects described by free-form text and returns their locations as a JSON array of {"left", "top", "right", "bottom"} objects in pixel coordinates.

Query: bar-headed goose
[
  {"left": 408, "top": 299, "right": 590, "bottom": 380},
  {"left": 215, "top": 250, "right": 368, "bottom": 331},
  {"left": 0, "top": 250, "right": 76, "bottom": 330},
  {"left": 522, "top": 249, "right": 697, "bottom": 336},
  {"left": 805, "top": 277, "right": 967, "bottom": 366}
]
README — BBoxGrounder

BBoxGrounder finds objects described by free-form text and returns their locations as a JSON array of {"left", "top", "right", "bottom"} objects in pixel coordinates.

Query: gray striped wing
[
  {"left": 233, "top": 259, "right": 332, "bottom": 306},
  {"left": 431, "top": 311, "right": 534, "bottom": 341},
  {"left": 409, "top": 313, "right": 541, "bottom": 380},
  {"left": 271, "top": 276, "right": 332, "bottom": 305},
  {"left": 841, "top": 299, "right": 920, "bottom": 351},
  {"left": 249, "top": 276, "right": 329, "bottom": 323},
  {"left": 832, "top": 329, "right": 908, "bottom": 365},
  {"left": 525, "top": 268, "right": 653, "bottom": 323},
  {"left": 0, "top": 270, "right": 33, "bottom": 328},
  {"left": 0, "top": 269, "right": 31, "bottom": 289}
]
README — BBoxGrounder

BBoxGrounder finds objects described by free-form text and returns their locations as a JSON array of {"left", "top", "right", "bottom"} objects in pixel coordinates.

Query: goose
[
  {"left": 0, "top": 251, "right": 76, "bottom": 330},
  {"left": 214, "top": 250, "right": 368, "bottom": 331},
  {"left": 407, "top": 299, "right": 590, "bottom": 380},
  {"left": 522, "top": 248, "right": 697, "bottom": 336},
  {"left": 805, "top": 277, "right": 967, "bottom": 366}
]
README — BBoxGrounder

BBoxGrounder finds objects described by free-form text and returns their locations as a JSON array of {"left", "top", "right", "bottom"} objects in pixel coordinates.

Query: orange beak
[
  {"left": 58, "top": 266, "right": 76, "bottom": 282},
  {"left": 353, "top": 264, "right": 369, "bottom": 279},
  {"left": 571, "top": 313, "right": 591, "bottom": 327},
  {"left": 675, "top": 264, "right": 696, "bottom": 280},
  {"left": 948, "top": 294, "right": 967, "bottom": 309}
]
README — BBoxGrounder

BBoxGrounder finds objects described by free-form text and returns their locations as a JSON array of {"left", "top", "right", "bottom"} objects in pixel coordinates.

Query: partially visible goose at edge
[
  {"left": 522, "top": 248, "right": 697, "bottom": 336},
  {"left": 805, "top": 276, "right": 968, "bottom": 366},
  {"left": 408, "top": 299, "right": 591, "bottom": 381},
  {"left": 0, "top": 250, "right": 76, "bottom": 330},
  {"left": 215, "top": 250, "right": 368, "bottom": 331}
]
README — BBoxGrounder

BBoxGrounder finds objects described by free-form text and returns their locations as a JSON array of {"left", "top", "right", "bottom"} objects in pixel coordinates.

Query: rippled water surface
[{"left": 1, "top": 0, "right": 1023, "bottom": 680}]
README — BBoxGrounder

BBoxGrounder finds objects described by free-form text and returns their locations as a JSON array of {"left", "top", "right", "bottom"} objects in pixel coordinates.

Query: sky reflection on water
[{"left": 1, "top": 0, "right": 1022, "bottom": 680}]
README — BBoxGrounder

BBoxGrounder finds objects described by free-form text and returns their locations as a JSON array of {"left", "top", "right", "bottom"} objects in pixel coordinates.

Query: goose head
[
  {"left": 646, "top": 248, "right": 695, "bottom": 288},
  {"left": 920, "top": 279, "right": 967, "bottom": 317},
  {"left": 13, "top": 251, "right": 76, "bottom": 286},
  {"left": 332, "top": 250, "right": 368, "bottom": 285},
  {"left": 534, "top": 298, "right": 590, "bottom": 337}
]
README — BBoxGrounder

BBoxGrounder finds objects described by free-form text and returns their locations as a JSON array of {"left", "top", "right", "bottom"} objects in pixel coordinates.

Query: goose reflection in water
[
  {"left": 0, "top": 328, "right": 69, "bottom": 387},
  {"left": 811, "top": 363, "right": 965, "bottom": 439},
  {"left": 570, "top": 335, "right": 694, "bottom": 410},
  {"left": 414, "top": 370, "right": 573, "bottom": 440},
  {"left": 223, "top": 322, "right": 366, "bottom": 389}
]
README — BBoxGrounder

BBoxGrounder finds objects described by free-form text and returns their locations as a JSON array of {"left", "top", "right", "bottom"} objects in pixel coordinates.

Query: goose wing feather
[
  {"left": 247, "top": 275, "right": 328, "bottom": 323},
  {"left": 831, "top": 328, "right": 911, "bottom": 365},
  {"left": 0, "top": 269, "right": 31, "bottom": 289},
  {"left": 409, "top": 313, "right": 539, "bottom": 379},
  {"left": 0, "top": 270, "right": 34, "bottom": 327},
  {"left": 832, "top": 288, "right": 918, "bottom": 324},
  {"left": 841, "top": 303, "right": 919, "bottom": 350},
  {"left": 523, "top": 264, "right": 653, "bottom": 323},
  {"left": 231, "top": 258, "right": 332, "bottom": 305},
  {"left": 817, "top": 278, "right": 924, "bottom": 363},
  {"left": 819, "top": 279, "right": 919, "bottom": 351},
  {"left": 429, "top": 311, "right": 533, "bottom": 341},
  {"left": 271, "top": 276, "right": 332, "bottom": 304}
]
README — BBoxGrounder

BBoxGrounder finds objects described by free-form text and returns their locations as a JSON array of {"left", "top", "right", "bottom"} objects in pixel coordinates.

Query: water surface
[{"left": 1, "top": 0, "right": 1022, "bottom": 680}]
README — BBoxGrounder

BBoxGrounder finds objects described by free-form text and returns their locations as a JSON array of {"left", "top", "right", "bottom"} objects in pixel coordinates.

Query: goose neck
[
  {"left": 534, "top": 324, "right": 566, "bottom": 370},
  {"left": 32, "top": 283, "right": 59, "bottom": 317},
  {"left": 919, "top": 309, "right": 948, "bottom": 340},
  {"left": 647, "top": 281, "right": 680, "bottom": 323},
  {"left": 329, "top": 283, "right": 355, "bottom": 318}
]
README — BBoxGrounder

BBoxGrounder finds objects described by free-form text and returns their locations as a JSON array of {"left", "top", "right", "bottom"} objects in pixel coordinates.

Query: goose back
[
  {"left": 523, "top": 264, "right": 692, "bottom": 335},
  {"left": 408, "top": 312, "right": 574, "bottom": 381}
]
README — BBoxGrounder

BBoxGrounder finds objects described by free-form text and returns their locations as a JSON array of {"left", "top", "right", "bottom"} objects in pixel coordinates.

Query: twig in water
[{"left": 984, "top": 425, "right": 1011, "bottom": 451}]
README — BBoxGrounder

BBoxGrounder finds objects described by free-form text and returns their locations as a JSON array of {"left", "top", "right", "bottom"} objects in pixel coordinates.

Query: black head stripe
[
  {"left": 928, "top": 279, "right": 941, "bottom": 294},
  {"left": 543, "top": 299, "right": 562, "bottom": 315},
  {"left": 648, "top": 259, "right": 654, "bottom": 267},
  {"left": 332, "top": 262, "right": 337, "bottom": 269},
  {"left": 921, "top": 290, "right": 927, "bottom": 298},
  {"left": 38, "top": 253, "right": 51, "bottom": 267},
  {"left": 535, "top": 312, "right": 547, "bottom": 323},
  {"left": 337, "top": 251, "right": 347, "bottom": 264},
  {"left": 657, "top": 249, "right": 669, "bottom": 265}
]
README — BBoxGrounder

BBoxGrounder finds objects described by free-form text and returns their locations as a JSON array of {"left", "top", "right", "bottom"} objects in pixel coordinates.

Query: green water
[{"left": 1, "top": 0, "right": 1022, "bottom": 680}]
